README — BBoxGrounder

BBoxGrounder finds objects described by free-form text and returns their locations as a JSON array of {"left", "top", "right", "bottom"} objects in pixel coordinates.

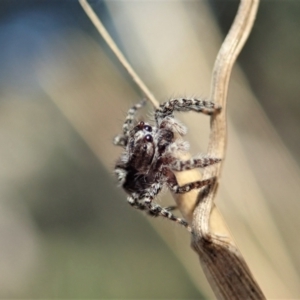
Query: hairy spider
[{"left": 114, "top": 98, "right": 221, "bottom": 232}]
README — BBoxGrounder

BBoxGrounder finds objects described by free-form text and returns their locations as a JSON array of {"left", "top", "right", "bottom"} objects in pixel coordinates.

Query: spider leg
[
  {"left": 113, "top": 99, "right": 147, "bottom": 147},
  {"left": 170, "top": 177, "right": 216, "bottom": 194},
  {"left": 146, "top": 202, "right": 191, "bottom": 232},
  {"left": 155, "top": 97, "right": 221, "bottom": 125},
  {"left": 125, "top": 183, "right": 162, "bottom": 212},
  {"left": 159, "top": 116, "right": 187, "bottom": 136},
  {"left": 165, "top": 205, "right": 177, "bottom": 211},
  {"left": 165, "top": 168, "right": 216, "bottom": 194},
  {"left": 113, "top": 135, "right": 128, "bottom": 147},
  {"left": 127, "top": 185, "right": 191, "bottom": 231},
  {"left": 123, "top": 99, "right": 146, "bottom": 135},
  {"left": 170, "top": 156, "right": 221, "bottom": 171},
  {"left": 127, "top": 195, "right": 148, "bottom": 210}
]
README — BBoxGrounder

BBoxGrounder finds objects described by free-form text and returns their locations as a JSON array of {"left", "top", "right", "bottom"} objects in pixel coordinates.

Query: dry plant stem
[
  {"left": 78, "top": 0, "right": 159, "bottom": 108},
  {"left": 194, "top": 0, "right": 259, "bottom": 237},
  {"left": 192, "top": 0, "right": 265, "bottom": 299}
]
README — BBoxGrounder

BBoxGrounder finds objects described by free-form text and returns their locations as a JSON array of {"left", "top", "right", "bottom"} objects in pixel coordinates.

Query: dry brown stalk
[{"left": 191, "top": 1, "right": 265, "bottom": 299}]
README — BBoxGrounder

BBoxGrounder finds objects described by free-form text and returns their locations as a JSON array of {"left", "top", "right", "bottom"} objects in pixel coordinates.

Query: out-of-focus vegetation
[{"left": 0, "top": 0, "right": 299, "bottom": 299}]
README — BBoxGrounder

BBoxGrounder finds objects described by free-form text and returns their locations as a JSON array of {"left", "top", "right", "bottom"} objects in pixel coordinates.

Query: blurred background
[{"left": 0, "top": 0, "right": 300, "bottom": 298}]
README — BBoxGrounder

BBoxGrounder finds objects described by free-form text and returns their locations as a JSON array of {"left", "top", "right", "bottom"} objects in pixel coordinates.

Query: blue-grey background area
[{"left": 0, "top": 0, "right": 299, "bottom": 299}]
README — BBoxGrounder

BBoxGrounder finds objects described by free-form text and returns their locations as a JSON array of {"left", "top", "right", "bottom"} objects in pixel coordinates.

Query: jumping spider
[{"left": 114, "top": 98, "right": 221, "bottom": 232}]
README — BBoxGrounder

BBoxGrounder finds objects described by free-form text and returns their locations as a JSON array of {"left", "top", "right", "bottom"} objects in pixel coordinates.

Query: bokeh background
[{"left": 1, "top": 0, "right": 300, "bottom": 298}]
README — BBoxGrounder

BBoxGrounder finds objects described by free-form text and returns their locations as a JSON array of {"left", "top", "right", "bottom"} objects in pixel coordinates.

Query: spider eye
[
  {"left": 144, "top": 135, "right": 153, "bottom": 143},
  {"left": 144, "top": 125, "right": 152, "bottom": 132},
  {"left": 138, "top": 121, "right": 144, "bottom": 129}
]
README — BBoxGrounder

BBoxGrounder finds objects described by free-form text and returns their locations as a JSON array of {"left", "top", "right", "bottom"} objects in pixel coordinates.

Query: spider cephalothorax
[{"left": 114, "top": 98, "right": 221, "bottom": 231}]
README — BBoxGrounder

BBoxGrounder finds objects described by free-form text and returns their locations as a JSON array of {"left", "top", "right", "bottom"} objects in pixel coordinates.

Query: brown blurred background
[{"left": 0, "top": 0, "right": 300, "bottom": 298}]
